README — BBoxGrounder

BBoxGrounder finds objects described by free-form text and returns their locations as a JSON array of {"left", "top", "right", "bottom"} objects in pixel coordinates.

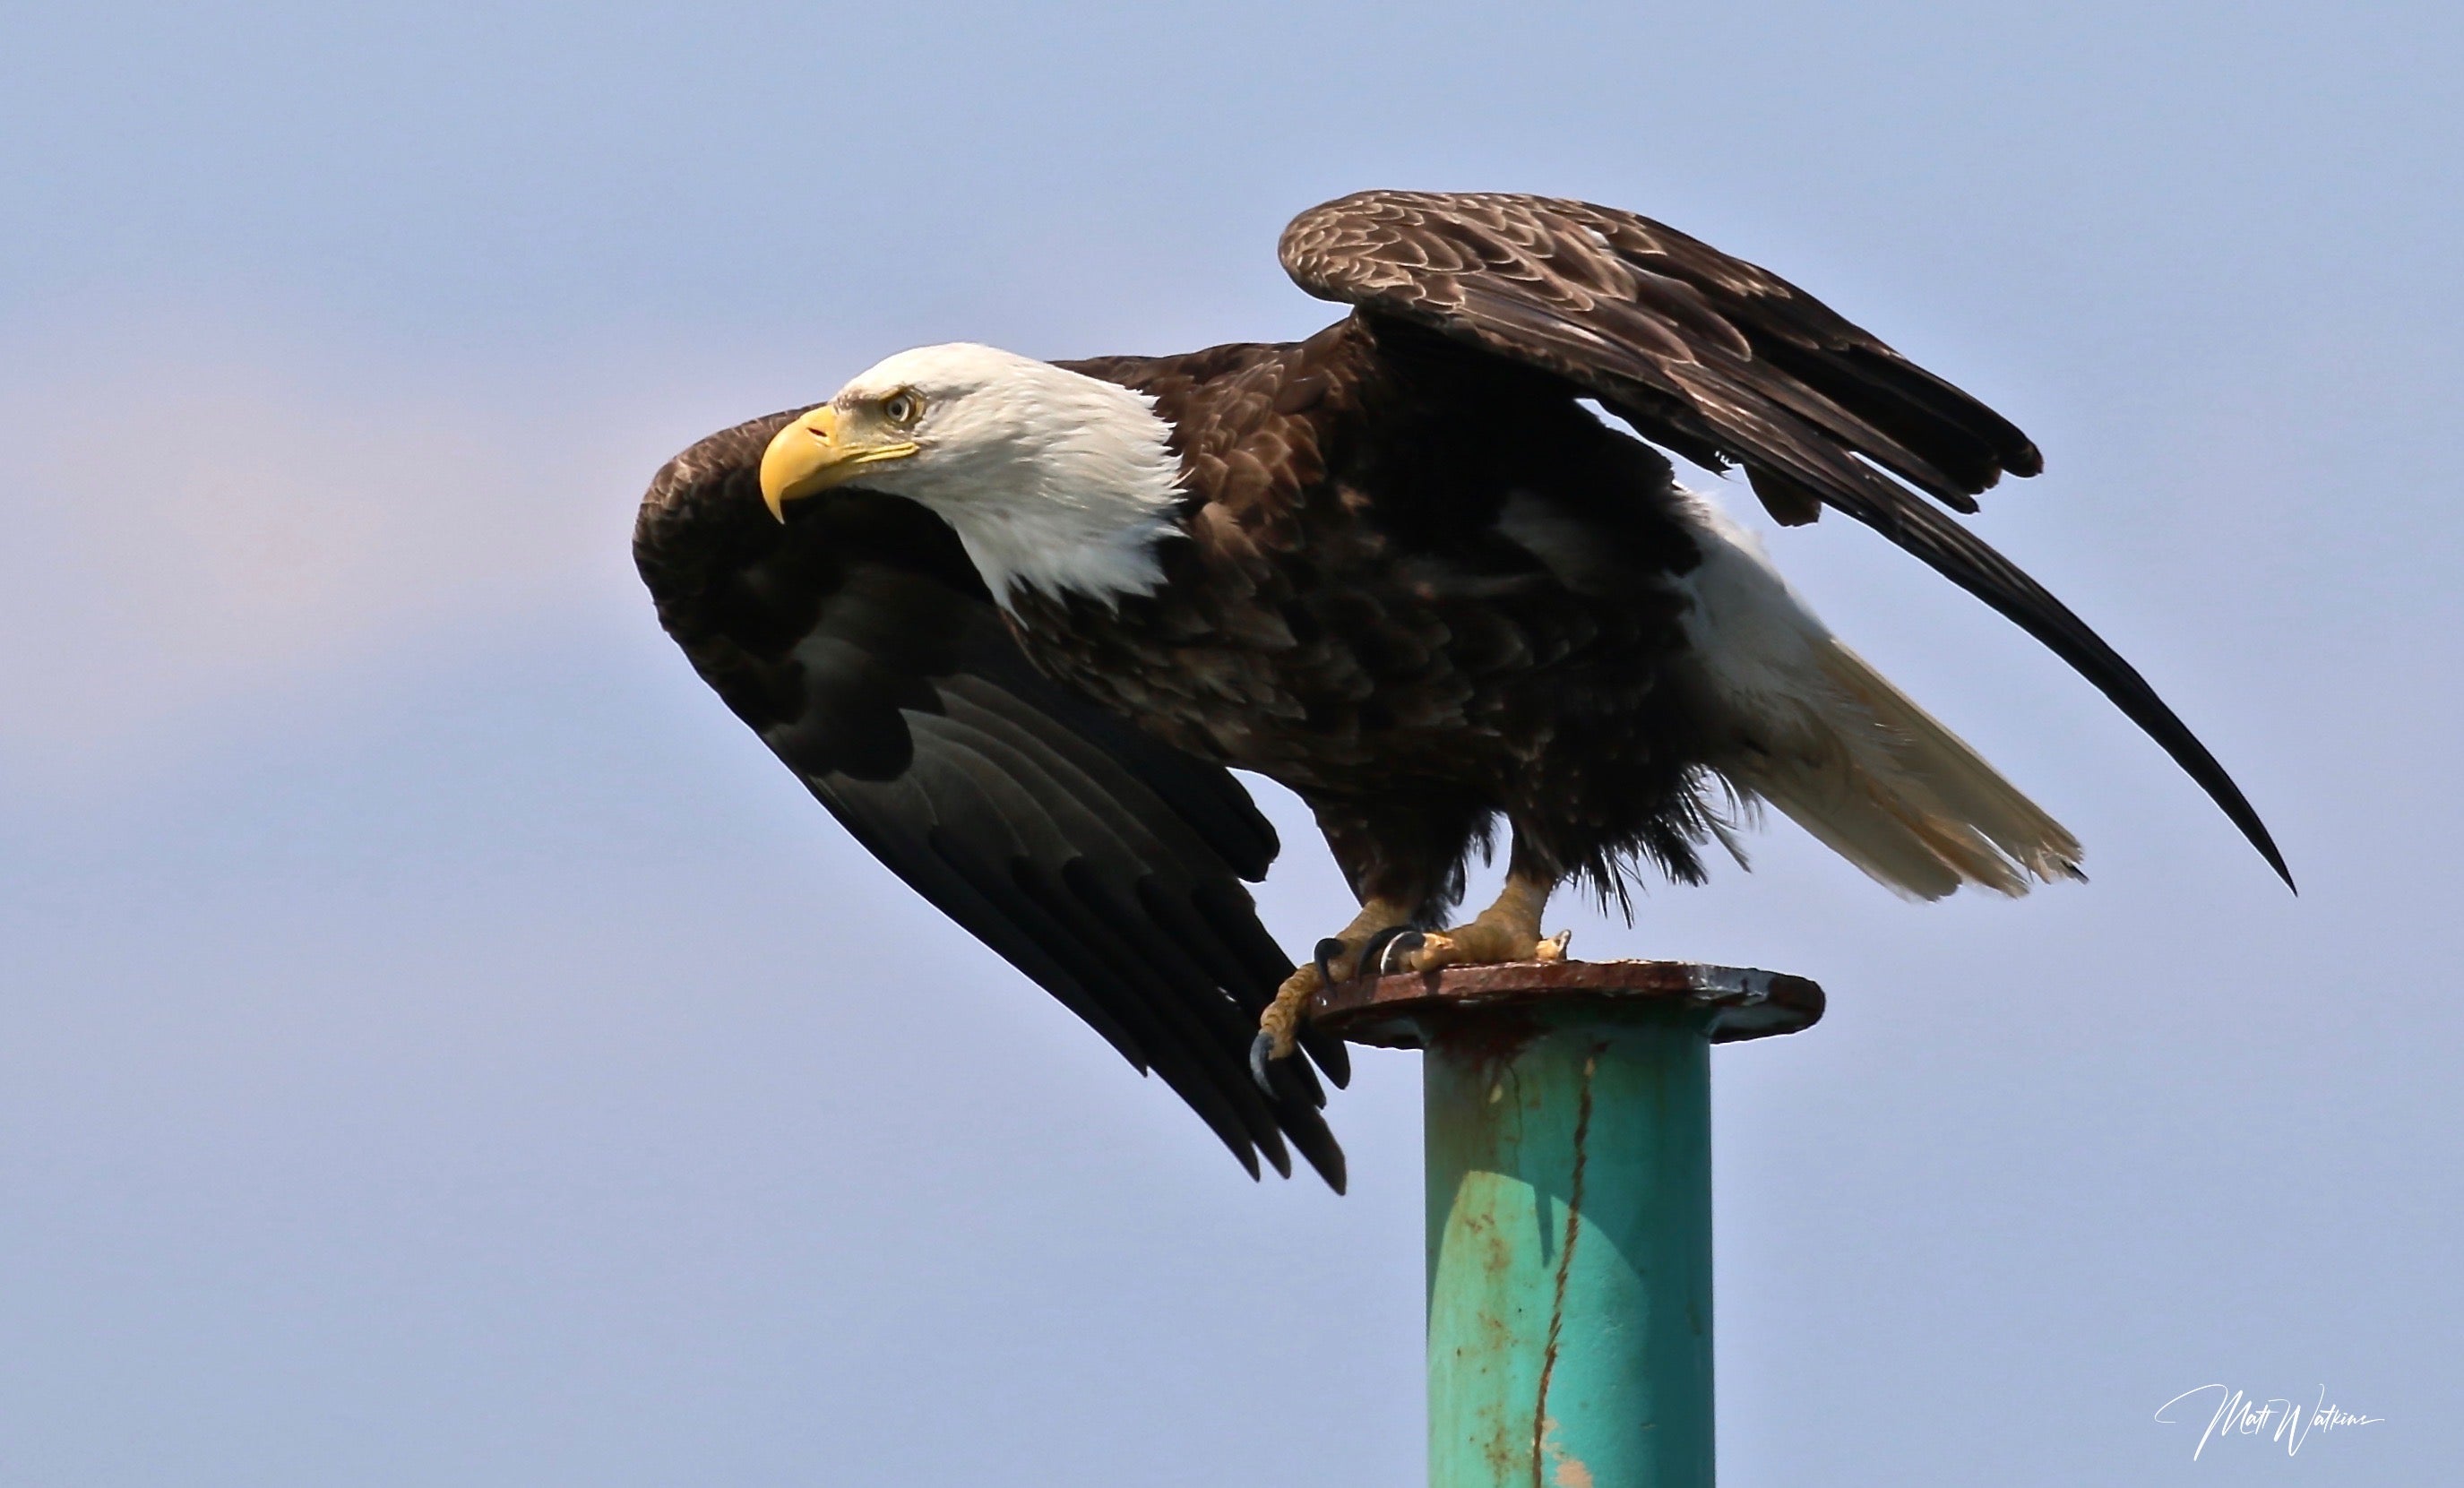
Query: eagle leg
[
  {"left": 1400, "top": 870, "right": 1573, "bottom": 973},
  {"left": 1252, "top": 896, "right": 1417, "bottom": 1084}
]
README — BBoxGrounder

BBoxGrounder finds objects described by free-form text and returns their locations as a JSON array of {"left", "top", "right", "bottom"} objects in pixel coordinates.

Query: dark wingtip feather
[
  {"left": 1304, "top": 1138, "right": 1348, "bottom": 1195},
  {"left": 2246, "top": 815, "right": 2296, "bottom": 891},
  {"left": 1854, "top": 492, "right": 2294, "bottom": 893},
  {"left": 2133, "top": 710, "right": 2292, "bottom": 890},
  {"left": 1301, "top": 1026, "right": 1353, "bottom": 1089}
]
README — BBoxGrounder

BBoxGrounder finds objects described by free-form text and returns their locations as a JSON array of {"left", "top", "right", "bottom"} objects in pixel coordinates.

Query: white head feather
[{"left": 830, "top": 343, "right": 1185, "bottom": 607}]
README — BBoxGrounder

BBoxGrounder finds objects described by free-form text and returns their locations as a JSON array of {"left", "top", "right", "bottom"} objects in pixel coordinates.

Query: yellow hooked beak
[{"left": 756, "top": 405, "right": 920, "bottom": 520}]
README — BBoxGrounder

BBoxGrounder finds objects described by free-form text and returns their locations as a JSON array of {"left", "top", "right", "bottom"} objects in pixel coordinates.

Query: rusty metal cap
[{"left": 1309, "top": 958, "right": 1822, "bottom": 1049}]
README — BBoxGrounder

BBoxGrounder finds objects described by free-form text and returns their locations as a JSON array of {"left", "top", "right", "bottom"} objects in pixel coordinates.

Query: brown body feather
[{"left": 1036, "top": 316, "right": 1728, "bottom": 916}]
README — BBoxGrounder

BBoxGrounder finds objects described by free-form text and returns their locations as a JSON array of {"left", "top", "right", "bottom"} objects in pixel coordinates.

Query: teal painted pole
[
  {"left": 1425, "top": 1004, "right": 1712, "bottom": 1488},
  {"left": 1314, "top": 960, "right": 1822, "bottom": 1488}
]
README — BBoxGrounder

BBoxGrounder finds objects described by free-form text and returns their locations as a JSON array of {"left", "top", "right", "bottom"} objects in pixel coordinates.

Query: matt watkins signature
[{"left": 2156, "top": 1384, "right": 2384, "bottom": 1460}]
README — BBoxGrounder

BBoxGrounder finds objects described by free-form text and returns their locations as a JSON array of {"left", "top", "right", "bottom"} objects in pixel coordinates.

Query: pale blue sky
[{"left": 2, "top": 2, "right": 2456, "bottom": 1483}]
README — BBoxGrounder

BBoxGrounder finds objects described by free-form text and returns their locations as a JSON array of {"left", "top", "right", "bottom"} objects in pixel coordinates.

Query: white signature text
[{"left": 2155, "top": 1384, "right": 2383, "bottom": 1460}]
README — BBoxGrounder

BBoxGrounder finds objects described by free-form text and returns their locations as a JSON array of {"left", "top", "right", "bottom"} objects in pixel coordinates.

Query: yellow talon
[
  {"left": 1401, "top": 871, "right": 1561, "bottom": 972},
  {"left": 1254, "top": 897, "right": 1414, "bottom": 1067},
  {"left": 1258, "top": 964, "right": 1318, "bottom": 1062}
]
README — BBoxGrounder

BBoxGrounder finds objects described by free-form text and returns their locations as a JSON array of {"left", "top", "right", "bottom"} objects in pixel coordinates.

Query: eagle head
[{"left": 758, "top": 343, "right": 1185, "bottom": 607}]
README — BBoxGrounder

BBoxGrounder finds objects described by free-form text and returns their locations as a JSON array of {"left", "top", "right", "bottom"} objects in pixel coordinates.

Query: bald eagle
[{"left": 634, "top": 191, "right": 2286, "bottom": 1190}]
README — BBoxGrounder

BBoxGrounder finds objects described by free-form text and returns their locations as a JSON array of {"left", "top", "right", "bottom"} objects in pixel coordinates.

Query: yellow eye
[{"left": 882, "top": 390, "right": 923, "bottom": 426}]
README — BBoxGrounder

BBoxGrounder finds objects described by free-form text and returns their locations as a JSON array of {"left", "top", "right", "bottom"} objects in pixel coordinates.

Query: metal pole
[
  {"left": 1315, "top": 960, "right": 1822, "bottom": 1488},
  {"left": 1425, "top": 1002, "right": 1711, "bottom": 1488}
]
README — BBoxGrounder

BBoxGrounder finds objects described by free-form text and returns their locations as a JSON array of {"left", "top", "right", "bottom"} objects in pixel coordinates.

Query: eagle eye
[{"left": 882, "top": 390, "right": 924, "bottom": 427}]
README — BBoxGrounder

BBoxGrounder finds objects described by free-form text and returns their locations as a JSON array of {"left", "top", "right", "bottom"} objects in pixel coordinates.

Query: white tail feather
[{"left": 1670, "top": 489, "right": 2083, "bottom": 900}]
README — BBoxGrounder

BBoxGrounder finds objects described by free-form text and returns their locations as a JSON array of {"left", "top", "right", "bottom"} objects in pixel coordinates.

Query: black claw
[
  {"left": 1357, "top": 925, "right": 1421, "bottom": 978},
  {"left": 1249, "top": 1031, "right": 1279, "bottom": 1094},
  {"left": 1313, "top": 936, "right": 1349, "bottom": 990}
]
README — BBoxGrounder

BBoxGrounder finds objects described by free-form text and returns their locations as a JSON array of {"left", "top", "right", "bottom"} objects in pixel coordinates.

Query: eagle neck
[
  {"left": 957, "top": 493, "right": 1185, "bottom": 615},
  {"left": 914, "top": 377, "right": 1187, "bottom": 612}
]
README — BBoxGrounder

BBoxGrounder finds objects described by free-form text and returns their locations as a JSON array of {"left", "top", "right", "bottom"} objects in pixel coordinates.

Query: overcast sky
[{"left": 3, "top": 2, "right": 2456, "bottom": 1484}]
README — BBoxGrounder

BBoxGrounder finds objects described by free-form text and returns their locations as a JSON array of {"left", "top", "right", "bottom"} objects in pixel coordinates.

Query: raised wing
[
  {"left": 1282, "top": 189, "right": 2288, "bottom": 887},
  {"left": 634, "top": 410, "right": 1348, "bottom": 1188}
]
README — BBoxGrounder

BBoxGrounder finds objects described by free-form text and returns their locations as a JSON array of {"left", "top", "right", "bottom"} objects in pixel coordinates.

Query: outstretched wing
[
  {"left": 1281, "top": 189, "right": 2288, "bottom": 886},
  {"left": 634, "top": 410, "right": 1348, "bottom": 1188}
]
